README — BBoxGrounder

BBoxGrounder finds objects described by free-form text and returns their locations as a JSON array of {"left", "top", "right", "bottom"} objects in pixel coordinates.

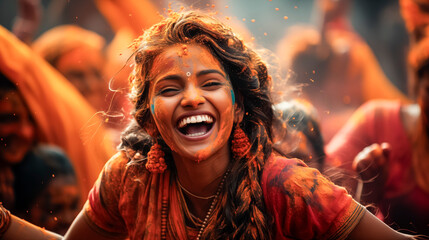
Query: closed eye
[
  {"left": 158, "top": 87, "right": 180, "bottom": 96},
  {"left": 202, "top": 80, "right": 223, "bottom": 90}
]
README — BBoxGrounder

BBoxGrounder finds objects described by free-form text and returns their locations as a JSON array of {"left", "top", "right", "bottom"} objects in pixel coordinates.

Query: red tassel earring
[
  {"left": 231, "top": 124, "right": 251, "bottom": 159},
  {"left": 146, "top": 141, "right": 167, "bottom": 173}
]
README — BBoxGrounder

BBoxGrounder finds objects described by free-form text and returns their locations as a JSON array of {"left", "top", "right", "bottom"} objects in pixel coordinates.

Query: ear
[
  {"left": 142, "top": 115, "right": 159, "bottom": 138},
  {"left": 234, "top": 104, "right": 245, "bottom": 124}
]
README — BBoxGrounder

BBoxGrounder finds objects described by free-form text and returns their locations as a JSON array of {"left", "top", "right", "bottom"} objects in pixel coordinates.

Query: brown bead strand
[
  {"left": 161, "top": 197, "right": 168, "bottom": 239},
  {"left": 196, "top": 169, "right": 230, "bottom": 240},
  {"left": 160, "top": 169, "right": 230, "bottom": 239}
]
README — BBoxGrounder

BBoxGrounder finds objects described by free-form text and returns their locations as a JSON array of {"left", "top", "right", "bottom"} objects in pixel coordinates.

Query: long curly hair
[{"left": 122, "top": 11, "right": 274, "bottom": 239}]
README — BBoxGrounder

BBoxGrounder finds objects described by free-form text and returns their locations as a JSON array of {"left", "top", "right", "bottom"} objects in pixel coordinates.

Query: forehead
[
  {"left": 56, "top": 46, "right": 104, "bottom": 70},
  {"left": 150, "top": 44, "right": 223, "bottom": 74}
]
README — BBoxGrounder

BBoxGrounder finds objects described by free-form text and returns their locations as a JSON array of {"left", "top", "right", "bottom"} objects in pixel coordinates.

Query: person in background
[
  {"left": 277, "top": 0, "right": 409, "bottom": 142},
  {"left": 13, "top": 146, "right": 80, "bottom": 235},
  {"left": 32, "top": 25, "right": 108, "bottom": 112},
  {"left": 326, "top": 1, "right": 429, "bottom": 234},
  {"left": 0, "top": 25, "right": 115, "bottom": 206},
  {"left": 273, "top": 99, "right": 363, "bottom": 200},
  {"left": 0, "top": 74, "right": 79, "bottom": 235},
  {"left": 272, "top": 99, "right": 325, "bottom": 170}
]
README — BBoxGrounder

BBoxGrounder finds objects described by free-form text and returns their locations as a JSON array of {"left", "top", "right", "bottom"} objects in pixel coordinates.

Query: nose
[
  {"left": 181, "top": 85, "right": 205, "bottom": 108},
  {"left": 19, "top": 118, "right": 35, "bottom": 141}
]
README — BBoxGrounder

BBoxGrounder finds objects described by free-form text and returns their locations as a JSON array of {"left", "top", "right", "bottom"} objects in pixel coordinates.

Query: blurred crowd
[{"left": 0, "top": 0, "right": 428, "bottom": 237}]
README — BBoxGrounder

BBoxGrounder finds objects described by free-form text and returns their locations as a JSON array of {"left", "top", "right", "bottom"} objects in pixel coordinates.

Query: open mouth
[{"left": 177, "top": 114, "right": 214, "bottom": 137}]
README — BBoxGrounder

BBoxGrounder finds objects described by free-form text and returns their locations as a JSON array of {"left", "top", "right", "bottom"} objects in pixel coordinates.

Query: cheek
[
  {"left": 152, "top": 98, "right": 169, "bottom": 125},
  {"left": 152, "top": 97, "right": 177, "bottom": 143},
  {"left": 214, "top": 89, "right": 235, "bottom": 132}
]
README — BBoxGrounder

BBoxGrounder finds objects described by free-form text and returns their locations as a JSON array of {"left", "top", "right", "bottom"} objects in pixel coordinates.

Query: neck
[{"left": 173, "top": 148, "right": 230, "bottom": 198}]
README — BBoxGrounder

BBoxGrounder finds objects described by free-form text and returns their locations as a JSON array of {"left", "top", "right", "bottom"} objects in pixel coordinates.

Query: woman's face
[
  {"left": 55, "top": 46, "right": 107, "bottom": 110},
  {"left": 0, "top": 90, "right": 35, "bottom": 164},
  {"left": 148, "top": 44, "right": 235, "bottom": 162},
  {"left": 28, "top": 175, "right": 80, "bottom": 235}
]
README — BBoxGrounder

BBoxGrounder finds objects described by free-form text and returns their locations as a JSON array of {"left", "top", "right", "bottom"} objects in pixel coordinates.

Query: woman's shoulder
[
  {"left": 263, "top": 154, "right": 308, "bottom": 174},
  {"left": 261, "top": 154, "right": 317, "bottom": 189},
  {"left": 357, "top": 99, "right": 402, "bottom": 116},
  {"left": 102, "top": 150, "right": 149, "bottom": 178}
]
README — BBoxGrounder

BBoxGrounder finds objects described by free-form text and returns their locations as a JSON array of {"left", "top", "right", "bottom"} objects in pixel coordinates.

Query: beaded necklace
[
  {"left": 177, "top": 178, "right": 217, "bottom": 200},
  {"left": 161, "top": 169, "right": 230, "bottom": 240}
]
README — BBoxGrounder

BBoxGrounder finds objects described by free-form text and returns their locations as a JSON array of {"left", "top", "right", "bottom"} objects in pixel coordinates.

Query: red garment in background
[{"left": 326, "top": 100, "right": 429, "bottom": 234}]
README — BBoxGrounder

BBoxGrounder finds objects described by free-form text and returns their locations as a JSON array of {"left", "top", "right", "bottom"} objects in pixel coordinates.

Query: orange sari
[{"left": 0, "top": 26, "right": 115, "bottom": 203}]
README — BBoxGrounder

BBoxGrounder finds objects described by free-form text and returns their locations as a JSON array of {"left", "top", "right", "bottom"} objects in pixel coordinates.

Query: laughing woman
[
  {"left": 61, "top": 11, "right": 414, "bottom": 240},
  {"left": 2, "top": 11, "right": 415, "bottom": 240}
]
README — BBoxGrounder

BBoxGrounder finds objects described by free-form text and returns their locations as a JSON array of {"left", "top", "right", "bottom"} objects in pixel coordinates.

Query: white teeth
[
  {"left": 187, "top": 132, "right": 205, "bottom": 137},
  {"left": 178, "top": 114, "right": 213, "bottom": 128}
]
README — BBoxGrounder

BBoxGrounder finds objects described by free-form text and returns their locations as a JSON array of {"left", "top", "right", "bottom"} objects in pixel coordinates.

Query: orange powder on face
[
  {"left": 194, "top": 104, "right": 234, "bottom": 161},
  {"left": 177, "top": 44, "right": 189, "bottom": 57}
]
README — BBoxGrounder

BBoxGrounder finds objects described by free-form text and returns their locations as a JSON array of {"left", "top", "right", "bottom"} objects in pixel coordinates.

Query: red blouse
[{"left": 85, "top": 152, "right": 364, "bottom": 239}]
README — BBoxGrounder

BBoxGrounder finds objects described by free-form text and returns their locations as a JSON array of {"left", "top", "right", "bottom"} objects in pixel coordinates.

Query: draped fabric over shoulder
[
  {"left": 85, "top": 153, "right": 365, "bottom": 239},
  {"left": 0, "top": 26, "right": 115, "bottom": 202}
]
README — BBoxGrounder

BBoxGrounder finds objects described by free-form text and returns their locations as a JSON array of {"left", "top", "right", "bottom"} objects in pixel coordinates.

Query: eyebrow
[
  {"left": 158, "top": 74, "right": 182, "bottom": 82},
  {"left": 196, "top": 69, "right": 226, "bottom": 78}
]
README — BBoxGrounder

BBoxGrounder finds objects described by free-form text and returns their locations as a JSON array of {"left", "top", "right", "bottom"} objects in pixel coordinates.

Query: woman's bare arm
[
  {"left": 2, "top": 215, "right": 62, "bottom": 240},
  {"left": 64, "top": 210, "right": 126, "bottom": 240},
  {"left": 348, "top": 210, "right": 416, "bottom": 240}
]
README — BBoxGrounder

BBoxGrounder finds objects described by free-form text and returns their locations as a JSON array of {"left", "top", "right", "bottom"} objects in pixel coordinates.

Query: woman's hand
[
  {"left": 12, "top": 0, "right": 42, "bottom": 44},
  {"left": 353, "top": 142, "right": 390, "bottom": 205}
]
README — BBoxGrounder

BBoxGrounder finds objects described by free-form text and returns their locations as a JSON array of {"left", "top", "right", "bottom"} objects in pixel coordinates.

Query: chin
[{"left": 3, "top": 153, "right": 26, "bottom": 165}]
